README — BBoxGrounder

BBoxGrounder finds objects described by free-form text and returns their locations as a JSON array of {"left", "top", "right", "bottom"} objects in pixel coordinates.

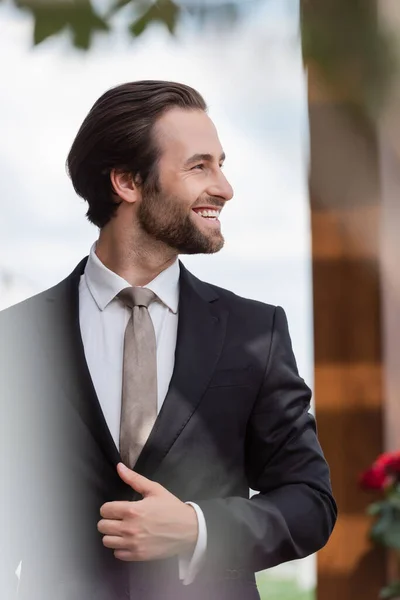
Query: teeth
[{"left": 196, "top": 209, "right": 220, "bottom": 218}]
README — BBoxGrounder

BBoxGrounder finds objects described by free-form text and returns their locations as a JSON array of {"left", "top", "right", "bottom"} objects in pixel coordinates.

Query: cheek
[
  {"left": 158, "top": 168, "right": 206, "bottom": 206},
  {"left": 170, "top": 182, "right": 204, "bottom": 209},
  {"left": 182, "top": 179, "right": 209, "bottom": 204}
]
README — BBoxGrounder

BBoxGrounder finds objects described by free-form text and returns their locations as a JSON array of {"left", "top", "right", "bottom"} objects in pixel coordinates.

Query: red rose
[
  {"left": 385, "top": 452, "right": 400, "bottom": 475},
  {"left": 375, "top": 451, "right": 400, "bottom": 475},
  {"left": 375, "top": 452, "right": 394, "bottom": 469},
  {"left": 359, "top": 466, "right": 387, "bottom": 490}
]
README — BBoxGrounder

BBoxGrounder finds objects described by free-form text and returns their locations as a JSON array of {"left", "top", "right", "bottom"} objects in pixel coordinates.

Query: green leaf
[
  {"left": 33, "top": 8, "right": 68, "bottom": 45},
  {"left": 13, "top": 0, "right": 70, "bottom": 45},
  {"left": 17, "top": 0, "right": 109, "bottom": 50},
  {"left": 67, "top": 0, "right": 109, "bottom": 50},
  {"left": 70, "top": 16, "right": 109, "bottom": 50},
  {"left": 130, "top": 18, "right": 147, "bottom": 37},
  {"left": 381, "top": 518, "right": 400, "bottom": 550},
  {"left": 157, "top": 0, "right": 179, "bottom": 35},
  {"left": 111, "top": 0, "right": 133, "bottom": 10},
  {"left": 380, "top": 580, "right": 400, "bottom": 599},
  {"left": 367, "top": 501, "right": 386, "bottom": 516},
  {"left": 129, "top": 0, "right": 180, "bottom": 38},
  {"left": 388, "top": 492, "right": 400, "bottom": 511},
  {"left": 370, "top": 504, "right": 393, "bottom": 545}
]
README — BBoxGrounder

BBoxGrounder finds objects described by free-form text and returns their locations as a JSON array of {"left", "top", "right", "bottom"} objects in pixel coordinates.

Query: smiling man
[{"left": 0, "top": 81, "right": 336, "bottom": 600}]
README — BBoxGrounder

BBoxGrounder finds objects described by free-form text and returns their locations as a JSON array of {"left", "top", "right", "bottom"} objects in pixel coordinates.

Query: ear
[{"left": 110, "top": 169, "right": 139, "bottom": 205}]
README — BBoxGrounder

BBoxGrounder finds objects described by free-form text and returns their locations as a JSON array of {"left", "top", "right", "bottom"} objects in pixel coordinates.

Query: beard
[{"left": 137, "top": 186, "right": 225, "bottom": 255}]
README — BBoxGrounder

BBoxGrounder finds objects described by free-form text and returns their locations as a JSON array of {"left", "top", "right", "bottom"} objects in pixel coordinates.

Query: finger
[
  {"left": 102, "top": 535, "right": 128, "bottom": 550},
  {"left": 97, "top": 519, "right": 124, "bottom": 536},
  {"left": 117, "top": 463, "right": 161, "bottom": 496},
  {"left": 100, "top": 501, "right": 131, "bottom": 519},
  {"left": 114, "top": 549, "right": 137, "bottom": 562}
]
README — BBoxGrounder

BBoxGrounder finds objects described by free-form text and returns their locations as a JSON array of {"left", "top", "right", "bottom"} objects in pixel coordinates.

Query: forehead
[{"left": 154, "top": 108, "right": 223, "bottom": 162}]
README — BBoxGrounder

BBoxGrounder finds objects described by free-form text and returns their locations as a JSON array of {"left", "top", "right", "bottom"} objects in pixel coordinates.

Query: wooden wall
[{"left": 302, "top": 3, "right": 387, "bottom": 595}]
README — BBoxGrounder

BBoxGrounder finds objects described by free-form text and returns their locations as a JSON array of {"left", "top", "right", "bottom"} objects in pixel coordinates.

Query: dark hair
[{"left": 66, "top": 80, "right": 207, "bottom": 228}]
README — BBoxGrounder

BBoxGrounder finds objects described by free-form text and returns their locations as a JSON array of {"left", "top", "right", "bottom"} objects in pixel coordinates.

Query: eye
[{"left": 191, "top": 163, "right": 205, "bottom": 171}]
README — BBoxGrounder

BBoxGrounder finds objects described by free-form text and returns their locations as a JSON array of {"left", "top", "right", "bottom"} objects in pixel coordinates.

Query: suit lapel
[
  {"left": 133, "top": 262, "right": 229, "bottom": 481},
  {"left": 43, "top": 258, "right": 228, "bottom": 482},
  {"left": 44, "top": 257, "right": 121, "bottom": 469}
]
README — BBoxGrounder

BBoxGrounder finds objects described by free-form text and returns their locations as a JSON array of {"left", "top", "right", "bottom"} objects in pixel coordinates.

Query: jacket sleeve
[{"left": 196, "top": 306, "right": 337, "bottom": 573}]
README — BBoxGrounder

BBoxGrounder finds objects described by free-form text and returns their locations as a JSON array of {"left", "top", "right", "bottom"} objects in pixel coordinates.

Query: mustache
[{"left": 193, "top": 197, "right": 225, "bottom": 210}]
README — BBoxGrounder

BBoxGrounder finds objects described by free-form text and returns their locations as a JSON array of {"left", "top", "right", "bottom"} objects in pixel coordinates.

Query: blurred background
[{"left": 1, "top": 0, "right": 399, "bottom": 598}]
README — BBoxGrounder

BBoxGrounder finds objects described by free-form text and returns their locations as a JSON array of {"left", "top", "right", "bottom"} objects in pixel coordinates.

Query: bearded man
[{"left": 0, "top": 81, "right": 336, "bottom": 600}]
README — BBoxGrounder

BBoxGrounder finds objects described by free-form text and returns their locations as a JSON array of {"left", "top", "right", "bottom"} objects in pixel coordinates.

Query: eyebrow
[{"left": 184, "top": 152, "right": 226, "bottom": 166}]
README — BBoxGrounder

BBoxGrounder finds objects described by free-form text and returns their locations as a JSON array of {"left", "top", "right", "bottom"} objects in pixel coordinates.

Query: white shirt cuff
[{"left": 178, "top": 502, "right": 207, "bottom": 585}]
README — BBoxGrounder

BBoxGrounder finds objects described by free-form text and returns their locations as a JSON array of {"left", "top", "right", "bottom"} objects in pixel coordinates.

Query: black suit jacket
[{"left": 0, "top": 258, "right": 336, "bottom": 600}]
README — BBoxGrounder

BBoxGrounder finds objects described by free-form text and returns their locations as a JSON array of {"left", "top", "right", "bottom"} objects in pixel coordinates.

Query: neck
[{"left": 96, "top": 224, "right": 178, "bottom": 287}]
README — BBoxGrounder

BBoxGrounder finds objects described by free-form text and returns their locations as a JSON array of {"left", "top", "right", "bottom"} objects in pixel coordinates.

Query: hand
[{"left": 97, "top": 463, "right": 199, "bottom": 562}]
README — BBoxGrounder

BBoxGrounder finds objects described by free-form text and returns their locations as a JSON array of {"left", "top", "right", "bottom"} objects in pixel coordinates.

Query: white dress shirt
[{"left": 78, "top": 243, "right": 207, "bottom": 585}]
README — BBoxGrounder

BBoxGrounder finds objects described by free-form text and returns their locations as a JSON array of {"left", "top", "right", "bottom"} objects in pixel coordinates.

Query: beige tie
[{"left": 117, "top": 286, "right": 158, "bottom": 468}]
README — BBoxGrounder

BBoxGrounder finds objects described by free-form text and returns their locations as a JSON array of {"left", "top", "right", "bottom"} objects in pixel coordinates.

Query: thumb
[{"left": 117, "top": 463, "right": 160, "bottom": 496}]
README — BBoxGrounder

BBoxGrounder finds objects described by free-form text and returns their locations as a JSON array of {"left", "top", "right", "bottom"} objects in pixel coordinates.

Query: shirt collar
[{"left": 84, "top": 242, "right": 180, "bottom": 314}]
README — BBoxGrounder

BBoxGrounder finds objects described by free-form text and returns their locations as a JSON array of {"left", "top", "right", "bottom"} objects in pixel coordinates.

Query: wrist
[{"left": 180, "top": 503, "right": 199, "bottom": 554}]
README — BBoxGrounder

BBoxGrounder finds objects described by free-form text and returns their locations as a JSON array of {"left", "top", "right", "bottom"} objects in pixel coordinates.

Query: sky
[
  {"left": 0, "top": 0, "right": 312, "bottom": 373},
  {"left": 0, "top": 0, "right": 315, "bottom": 589}
]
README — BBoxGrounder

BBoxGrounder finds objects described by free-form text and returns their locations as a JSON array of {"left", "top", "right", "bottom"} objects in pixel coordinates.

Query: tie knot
[{"left": 118, "top": 287, "right": 156, "bottom": 309}]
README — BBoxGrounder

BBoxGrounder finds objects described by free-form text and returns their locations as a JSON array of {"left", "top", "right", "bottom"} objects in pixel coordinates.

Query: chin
[
  {"left": 207, "top": 238, "right": 225, "bottom": 254},
  {"left": 178, "top": 238, "right": 225, "bottom": 255}
]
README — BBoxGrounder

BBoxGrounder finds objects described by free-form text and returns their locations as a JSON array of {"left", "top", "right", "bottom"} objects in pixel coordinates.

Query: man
[{"left": 0, "top": 80, "right": 336, "bottom": 600}]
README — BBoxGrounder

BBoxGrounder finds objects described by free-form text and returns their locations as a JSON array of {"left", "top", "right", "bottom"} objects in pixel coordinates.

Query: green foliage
[
  {"left": 256, "top": 575, "right": 314, "bottom": 600},
  {"left": 368, "top": 485, "right": 400, "bottom": 550},
  {"left": 5, "top": 0, "right": 247, "bottom": 48},
  {"left": 2, "top": 0, "right": 399, "bottom": 124},
  {"left": 380, "top": 581, "right": 400, "bottom": 600},
  {"left": 9, "top": 0, "right": 179, "bottom": 47},
  {"left": 367, "top": 500, "right": 387, "bottom": 516},
  {"left": 301, "top": 0, "right": 399, "bottom": 120},
  {"left": 362, "top": 464, "right": 400, "bottom": 599},
  {"left": 14, "top": 0, "right": 109, "bottom": 49},
  {"left": 370, "top": 505, "right": 400, "bottom": 550},
  {"left": 129, "top": 0, "right": 179, "bottom": 37}
]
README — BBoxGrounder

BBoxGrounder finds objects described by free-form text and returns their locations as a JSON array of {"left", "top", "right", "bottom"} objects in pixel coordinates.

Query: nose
[{"left": 207, "top": 170, "right": 234, "bottom": 202}]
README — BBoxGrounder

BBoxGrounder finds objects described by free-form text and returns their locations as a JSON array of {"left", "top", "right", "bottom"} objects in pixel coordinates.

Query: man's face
[{"left": 137, "top": 108, "right": 234, "bottom": 255}]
